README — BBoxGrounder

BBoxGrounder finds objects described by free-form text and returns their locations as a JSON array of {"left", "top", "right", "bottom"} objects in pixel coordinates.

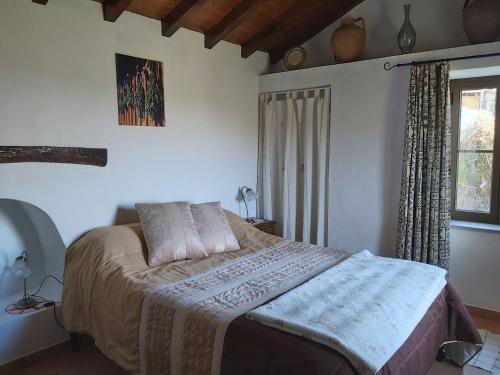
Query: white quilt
[{"left": 247, "top": 250, "right": 447, "bottom": 375}]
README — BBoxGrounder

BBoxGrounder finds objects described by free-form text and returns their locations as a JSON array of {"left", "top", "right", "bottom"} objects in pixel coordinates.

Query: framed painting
[{"left": 115, "top": 53, "right": 165, "bottom": 127}]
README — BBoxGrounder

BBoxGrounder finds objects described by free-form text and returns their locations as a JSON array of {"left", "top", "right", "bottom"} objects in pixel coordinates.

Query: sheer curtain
[{"left": 258, "top": 87, "right": 330, "bottom": 246}]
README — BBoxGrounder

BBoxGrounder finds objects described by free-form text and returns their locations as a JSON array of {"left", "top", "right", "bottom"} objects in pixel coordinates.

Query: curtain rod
[
  {"left": 260, "top": 85, "right": 331, "bottom": 96},
  {"left": 383, "top": 51, "right": 500, "bottom": 71}
]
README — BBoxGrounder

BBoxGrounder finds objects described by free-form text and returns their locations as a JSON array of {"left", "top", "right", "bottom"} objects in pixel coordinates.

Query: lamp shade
[
  {"left": 12, "top": 257, "right": 31, "bottom": 279},
  {"left": 244, "top": 188, "right": 259, "bottom": 202}
]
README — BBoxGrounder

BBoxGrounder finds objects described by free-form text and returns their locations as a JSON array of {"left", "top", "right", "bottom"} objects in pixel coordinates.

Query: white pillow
[
  {"left": 190, "top": 202, "right": 240, "bottom": 254},
  {"left": 136, "top": 201, "right": 207, "bottom": 266}
]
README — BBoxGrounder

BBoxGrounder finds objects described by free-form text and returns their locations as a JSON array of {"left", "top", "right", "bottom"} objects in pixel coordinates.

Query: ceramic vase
[
  {"left": 330, "top": 17, "right": 366, "bottom": 63},
  {"left": 397, "top": 4, "right": 416, "bottom": 54},
  {"left": 463, "top": 0, "right": 500, "bottom": 44}
]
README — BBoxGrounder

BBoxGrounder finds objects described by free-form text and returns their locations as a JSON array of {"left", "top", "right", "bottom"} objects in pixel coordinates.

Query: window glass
[
  {"left": 455, "top": 88, "right": 496, "bottom": 213},
  {"left": 456, "top": 152, "right": 493, "bottom": 212}
]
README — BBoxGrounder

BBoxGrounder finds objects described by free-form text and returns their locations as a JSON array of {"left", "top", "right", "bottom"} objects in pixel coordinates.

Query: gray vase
[{"left": 398, "top": 4, "right": 416, "bottom": 54}]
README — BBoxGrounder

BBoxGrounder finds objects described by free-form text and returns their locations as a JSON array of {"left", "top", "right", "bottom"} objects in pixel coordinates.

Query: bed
[{"left": 62, "top": 211, "right": 481, "bottom": 375}]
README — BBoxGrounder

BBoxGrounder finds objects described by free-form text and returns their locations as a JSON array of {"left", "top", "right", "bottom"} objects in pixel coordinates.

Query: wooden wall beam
[
  {"left": 0, "top": 146, "right": 107, "bottom": 167},
  {"left": 204, "top": 0, "right": 265, "bottom": 49},
  {"left": 32, "top": 0, "right": 49, "bottom": 4},
  {"left": 162, "top": 0, "right": 199, "bottom": 38},
  {"left": 240, "top": 0, "right": 311, "bottom": 59},
  {"left": 103, "top": 0, "right": 134, "bottom": 23}
]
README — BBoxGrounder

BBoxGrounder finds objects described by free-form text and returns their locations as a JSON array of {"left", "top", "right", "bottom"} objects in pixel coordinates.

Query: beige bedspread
[
  {"left": 140, "top": 240, "right": 347, "bottom": 375},
  {"left": 62, "top": 211, "right": 283, "bottom": 374}
]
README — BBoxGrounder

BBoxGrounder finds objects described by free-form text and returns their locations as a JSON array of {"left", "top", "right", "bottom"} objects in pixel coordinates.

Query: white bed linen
[{"left": 247, "top": 250, "right": 447, "bottom": 375}]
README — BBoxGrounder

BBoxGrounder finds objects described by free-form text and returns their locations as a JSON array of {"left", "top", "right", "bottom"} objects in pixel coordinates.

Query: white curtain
[{"left": 258, "top": 87, "right": 330, "bottom": 246}]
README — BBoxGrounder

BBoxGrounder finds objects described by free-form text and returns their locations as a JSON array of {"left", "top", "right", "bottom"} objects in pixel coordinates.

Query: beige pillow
[
  {"left": 136, "top": 202, "right": 207, "bottom": 266},
  {"left": 191, "top": 202, "right": 240, "bottom": 254}
]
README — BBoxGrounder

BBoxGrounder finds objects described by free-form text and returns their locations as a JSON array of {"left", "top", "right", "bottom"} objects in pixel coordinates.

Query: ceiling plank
[
  {"left": 103, "top": 0, "right": 134, "bottom": 22},
  {"left": 32, "top": 0, "right": 49, "bottom": 4},
  {"left": 240, "top": 0, "right": 315, "bottom": 59},
  {"left": 269, "top": 0, "right": 364, "bottom": 64},
  {"left": 204, "top": 0, "right": 266, "bottom": 49},
  {"left": 161, "top": 0, "right": 200, "bottom": 38}
]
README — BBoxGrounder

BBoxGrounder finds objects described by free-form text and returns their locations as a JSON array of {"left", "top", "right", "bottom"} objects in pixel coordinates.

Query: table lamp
[
  {"left": 240, "top": 186, "right": 259, "bottom": 223},
  {"left": 12, "top": 251, "right": 38, "bottom": 309}
]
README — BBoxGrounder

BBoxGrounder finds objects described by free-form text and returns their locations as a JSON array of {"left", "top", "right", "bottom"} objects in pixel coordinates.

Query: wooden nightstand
[{"left": 252, "top": 219, "right": 277, "bottom": 235}]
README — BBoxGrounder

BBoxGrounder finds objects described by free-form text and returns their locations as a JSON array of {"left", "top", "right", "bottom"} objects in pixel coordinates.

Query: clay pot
[
  {"left": 330, "top": 17, "right": 366, "bottom": 63},
  {"left": 463, "top": 0, "right": 500, "bottom": 44}
]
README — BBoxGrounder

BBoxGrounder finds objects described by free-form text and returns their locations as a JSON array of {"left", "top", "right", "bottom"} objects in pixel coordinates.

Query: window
[{"left": 451, "top": 76, "right": 500, "bottom": 224}]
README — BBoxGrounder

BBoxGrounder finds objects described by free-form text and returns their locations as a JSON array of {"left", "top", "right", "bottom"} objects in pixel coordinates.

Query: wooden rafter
[
  {"left": 240, "top": 0, "right": 314, "bottom": 59},
  {"left": 162, "top": 0, "right": 200, "bottom": 37},
  {"left": 204, "top": 0, "right": 265, "bottom": 49},
  {"left": 86, "top": 1, "right": 367, "bottom": 60},
  {"left": 103, "top": 0, "right": 134, "bottom": 22},
  {"left": 269, "top": 0, "right": 364, "bottom": 64},
  {"left": 32, "top": 0, "right": 49, "bottom": 4}
]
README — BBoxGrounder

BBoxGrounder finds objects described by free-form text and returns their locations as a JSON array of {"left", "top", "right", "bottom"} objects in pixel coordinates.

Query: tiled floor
[{"left": 2, "top": 314, "right": 498, "bottom": 375}]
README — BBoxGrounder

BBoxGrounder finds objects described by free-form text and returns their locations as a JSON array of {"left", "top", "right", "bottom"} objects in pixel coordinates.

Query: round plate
[{"left": 283, "top": 47, "right": 307, "bottom": 70}]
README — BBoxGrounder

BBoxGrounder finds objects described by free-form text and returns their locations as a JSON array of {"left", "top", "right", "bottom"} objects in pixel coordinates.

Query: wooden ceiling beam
[
  {"left": 103, "top": 0, "right": 134, "bottom": 22},
  {"left": 240, "top": 0, "right": 316, "bottom": 59},
  {"left": 204, "top": 0, "right": 265, "bottom": 50},
  {"left": 269, "top": 0, "right": 364, "bottom": 64},
  {"left": 162, "top": 0, "right": 199, "bottom": 37},
  {"left": 32, "top": 0, "right": 49, "bottom": 4}
]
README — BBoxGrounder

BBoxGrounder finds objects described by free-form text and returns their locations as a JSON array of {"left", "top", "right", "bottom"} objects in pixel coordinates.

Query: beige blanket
[
  {"left": 139, "top": 240, "right": 348, "bottom": 375},
  {"left": 62, "top": 212, "right": 285, "bottom": 374}
]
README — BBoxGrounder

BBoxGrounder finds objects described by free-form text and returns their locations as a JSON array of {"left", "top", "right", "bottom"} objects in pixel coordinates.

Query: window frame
[{"left": 450, "top": 76, "right": 500, "bottom": 224}]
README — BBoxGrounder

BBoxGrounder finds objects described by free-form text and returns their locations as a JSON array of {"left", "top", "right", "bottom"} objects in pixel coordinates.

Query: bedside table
[{"left": 252, "top": 219, "right": 277, "bottom": 235}]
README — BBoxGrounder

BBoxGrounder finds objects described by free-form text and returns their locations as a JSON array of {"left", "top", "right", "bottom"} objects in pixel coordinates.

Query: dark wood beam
[
  {"left": 162, "top": 0, "right": 199, "bottom": 37},
  {"left": 204, "top": 0, "right": 265, "bottom": 49},
  {"left": 269, "top": 0, "right": 364, "bottom": 64},
  {"left": 32, "top": 0, "right": 49, "bottom": 4},
  {"left": 240, "top": 0, "right": 313, "bottom": 59},
  {"left": 0, "top": 146, "right": 107, "bottom": 167},
  {"left": 103, "top": 0, "right": 134, "bottom": 23}
]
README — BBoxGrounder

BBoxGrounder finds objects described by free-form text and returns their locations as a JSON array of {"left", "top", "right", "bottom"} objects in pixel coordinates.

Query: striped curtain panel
[
  {"left": 396, "top": 63, "right": 451, "bottom": 270},
  {"left": 258, "top": 88, "right": 330, "bottom": 246}
]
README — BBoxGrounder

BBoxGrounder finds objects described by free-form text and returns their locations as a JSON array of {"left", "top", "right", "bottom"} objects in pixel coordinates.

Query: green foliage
[
  {"left": 117, "top": 62, "right": 164, "bottom": 126},
  {"left": 456, "top": 93, "right": 496, "bottom": 213},
  {"left": 145, "top": 72, "right": 163, "bottom": 126},
  {"left": 134, "top": 76, "right": 146, "bottom": 120}
]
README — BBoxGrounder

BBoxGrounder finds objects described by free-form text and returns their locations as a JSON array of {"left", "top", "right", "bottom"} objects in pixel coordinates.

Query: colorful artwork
[{"left": 115, "top": 53, "right": 165, "bottom": 127}]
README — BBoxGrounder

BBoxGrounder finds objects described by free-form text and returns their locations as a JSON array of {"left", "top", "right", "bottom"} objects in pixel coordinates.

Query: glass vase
[{"left": 397, "top": 4, "right": 416, "bottom": 54}]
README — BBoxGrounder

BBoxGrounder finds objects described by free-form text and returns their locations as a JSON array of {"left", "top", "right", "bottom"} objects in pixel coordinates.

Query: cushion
[
  {"left": 191, "top": 202, "right": 240, "bottom": 254},
  {"left": 136, "top": 201, "right": 207, "bottom": 266}
]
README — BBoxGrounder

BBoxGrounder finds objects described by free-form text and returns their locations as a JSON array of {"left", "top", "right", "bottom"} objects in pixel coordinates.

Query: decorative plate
[{"left": 283, "top": 47, "right": 307, "bottom": 70}]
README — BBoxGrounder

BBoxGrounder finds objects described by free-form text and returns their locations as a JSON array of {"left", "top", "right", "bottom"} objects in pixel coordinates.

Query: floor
[{"left": 2, "top": 315, "right": 499, "bottom": 375}]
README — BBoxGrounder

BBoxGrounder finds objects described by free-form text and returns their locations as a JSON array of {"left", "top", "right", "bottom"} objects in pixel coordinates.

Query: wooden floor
[{"left": 2, "top": 314, "right": 498, "bottom": 375}]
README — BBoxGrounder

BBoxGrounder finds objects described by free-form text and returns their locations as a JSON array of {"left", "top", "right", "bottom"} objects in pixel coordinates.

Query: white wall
[
  {"left": 450, "top": 228, "right": 500, "bottom": 312},
  {"left": 0, "top": 0, "right": 267, "bottom": 363},
  {"left": 0, "top": 0, "right": 266, "bottom": 284},
  {"left": 260, "top": 42, "right": 500, "bottom": 312},
  {"left": 273, "top": 0, "right": 499, "bottom": 72}
]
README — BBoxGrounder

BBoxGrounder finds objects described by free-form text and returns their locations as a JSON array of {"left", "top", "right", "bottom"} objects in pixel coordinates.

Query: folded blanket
[
  {"left": 139, "top": 240, "right": 348, "bottom": 375},
  {"left": 247, "top": 250, "right": 447, "bottom": 375}
]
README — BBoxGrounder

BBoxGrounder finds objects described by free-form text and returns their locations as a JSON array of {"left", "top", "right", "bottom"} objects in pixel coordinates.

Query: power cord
[
  {"left": 31, "top": 274, "right": 63, "bottom": 297},
  {"left": 30, "top": 274, "right": 65, "bottom": 329},
  {"left": 43, "top": 301, "right": 65, "bottom": 329}
]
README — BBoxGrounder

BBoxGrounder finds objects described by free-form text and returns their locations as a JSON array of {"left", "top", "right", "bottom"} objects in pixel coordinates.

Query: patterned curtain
[{"left": 396, "top": 63, "right": 451, "bottom": 270}]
